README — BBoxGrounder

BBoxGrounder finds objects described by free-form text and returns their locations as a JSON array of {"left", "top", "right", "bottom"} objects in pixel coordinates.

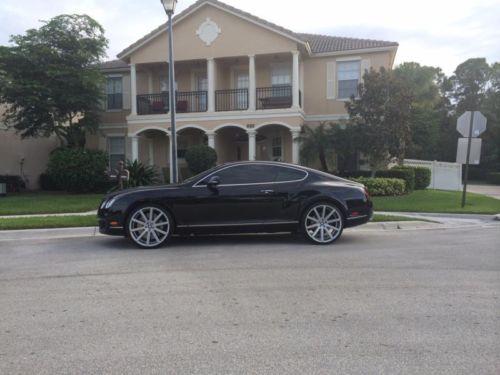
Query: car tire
[
  {"left": 126, "top": 204, "right": 173, "bottom": 249},
  {"left": 302, "top": 202, "right": 344, "bottom": 244}
]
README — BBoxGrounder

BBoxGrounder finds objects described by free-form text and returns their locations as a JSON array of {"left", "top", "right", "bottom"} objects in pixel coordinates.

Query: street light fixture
[{"left": 161, "top": 0, "right": 178, "bottom": 183}]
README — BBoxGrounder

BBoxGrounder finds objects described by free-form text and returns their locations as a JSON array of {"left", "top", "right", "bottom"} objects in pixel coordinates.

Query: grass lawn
[
  {"left": 372, "top": 189, "right": 500, "bottom": 214},
  {"left": 0, "top": 213, "right": 423, "bottom": 231},
  {"left": 0, "top": 192, "right": 104, "bottom": 216},
  {"left": 0, "top": 215, "right": 97, "bottom": 230}
]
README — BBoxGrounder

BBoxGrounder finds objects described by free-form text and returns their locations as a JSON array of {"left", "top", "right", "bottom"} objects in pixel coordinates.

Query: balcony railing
[
  {"left": 136, "top": 91, "right": 208, "bottom": 115},
  {"left": 215, "top": 89, "right": 248, "bottom": 112},
  {"left": 256, "top": 85, "right": 292, "bottom": 110}
]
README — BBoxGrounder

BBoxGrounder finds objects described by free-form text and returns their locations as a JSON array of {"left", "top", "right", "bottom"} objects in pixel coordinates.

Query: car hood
[{"left": 104, "top": 184, "right": 182, "bottom": 200}]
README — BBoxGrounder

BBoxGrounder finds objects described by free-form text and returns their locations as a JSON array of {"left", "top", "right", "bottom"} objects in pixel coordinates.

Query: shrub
[
  {"left": 46, "top": 148, "right": 109, "bottom": 193},
  {"left": 382, "top": 167, "right": 416, "bottom": 192},
  {"left": 351, "top": 177, "right": 406, "bottom": 196},
  {"left": 126, "top": 160, "right": 160, "bottom": 187},
  {"left": 410, "top": 167, "right": 431, "bottom": 190},
  {"left": 39, "top": 173, "right": 56, "bottom": 191},
  {"left": 0, "top": 175, "right": 26, "bottom": 192},
  {"left": 486, "top": 172, "right": 500, "bottom": 185},
  {"left": 185, "top": 145, "right": 217, "bottom": 175}
]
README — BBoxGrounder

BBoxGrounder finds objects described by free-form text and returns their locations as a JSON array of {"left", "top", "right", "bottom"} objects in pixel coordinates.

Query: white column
[
  {"left": 147, "top": 72, "right": 153, "bottom": 94},
  {"left": 207, "top": 58, "right": 215, "bottom": 112},
  {"left": 206, "top": 131, "right": 216, "bottom": 149},
  {"left": 131, "top": 136, "right": 139, "bottom": 162},
  {"left": 291, "top": 129, "right": 301, "bottom": 164},
  {"left": 148, "top": 138, "right": 154, "bottom": 166},
  {"left": 247, "top": 130, "right": 256, "bottom": 161},
  {"left": 248, "top": 54, "right": 256, "bottom": 111},
  {"left": 292, "top": 51, "right": 300, "bottom": 109},
  {"left": 130, "top": 64, "right": 137, "bottom": 116}
]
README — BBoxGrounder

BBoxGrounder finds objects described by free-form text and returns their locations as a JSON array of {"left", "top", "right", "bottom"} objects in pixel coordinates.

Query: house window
[
  {"left": 108, "top": 137, "right": 125, "bottom": 169},
  {"left": 271, "top": 136, "right": 282, "bottom": 161},
  {"left": 160, "top": 76, "right": 178, "bottom": 93},
  {"left": 271, "top": 65, "right": 291, "bottom": 97},
  {"left": 106, "top": 77, "right": 123, "bottom": 110},
  {"left": 337, "top": 61, "right": 360, "bottom": 99}
]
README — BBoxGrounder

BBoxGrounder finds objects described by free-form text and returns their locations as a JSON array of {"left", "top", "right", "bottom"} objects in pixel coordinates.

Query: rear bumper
[{"left": 345, "top": 206, "right": 373, "bottom": 228}]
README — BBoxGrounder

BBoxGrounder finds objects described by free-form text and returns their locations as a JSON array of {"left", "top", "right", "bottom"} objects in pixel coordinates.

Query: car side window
[
  {"left": 200, "top": 165, "right": 307, "bottom": 185},
  {"left": 214, "top": 165, "right": 277, "bottom": 185},
  {"left": 273, "top": 166, "right": 307, "bottom": 182}
]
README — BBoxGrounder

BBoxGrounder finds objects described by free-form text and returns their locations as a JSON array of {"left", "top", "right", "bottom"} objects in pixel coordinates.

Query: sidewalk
[{"left": 468, "top": 184, "right": 500, "bottom": 200}]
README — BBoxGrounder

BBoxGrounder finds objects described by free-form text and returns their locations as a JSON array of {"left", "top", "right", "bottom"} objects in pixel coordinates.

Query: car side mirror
[{"left": 207, "top": 175, "right": 220, "bottom": 188}]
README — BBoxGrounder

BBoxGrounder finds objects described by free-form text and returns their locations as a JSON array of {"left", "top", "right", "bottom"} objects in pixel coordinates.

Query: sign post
[{"left": 456, "top": 111, "right": 487, "bottom": 208}]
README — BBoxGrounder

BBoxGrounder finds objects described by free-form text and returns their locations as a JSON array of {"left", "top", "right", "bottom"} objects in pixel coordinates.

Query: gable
[{"left": 124, "top": 3, "right": 303, "bottom": 65}]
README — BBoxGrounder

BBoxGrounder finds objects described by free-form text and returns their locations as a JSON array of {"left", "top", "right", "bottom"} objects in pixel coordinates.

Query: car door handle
[{"left": 261, "top": 189, "right": 274, "bottom": 195}]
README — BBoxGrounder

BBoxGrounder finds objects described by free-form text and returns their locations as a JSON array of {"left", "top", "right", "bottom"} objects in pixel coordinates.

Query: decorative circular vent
[{"left": 196, "top": 18, "right": 221, "bottom": 46}]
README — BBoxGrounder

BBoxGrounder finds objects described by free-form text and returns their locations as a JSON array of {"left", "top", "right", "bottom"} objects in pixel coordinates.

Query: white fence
[{"left": 404, "top": 159, "right": 463, "bottom": 191}]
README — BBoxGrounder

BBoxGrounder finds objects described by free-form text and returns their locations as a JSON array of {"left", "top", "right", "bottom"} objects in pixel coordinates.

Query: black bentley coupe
[{"left": 98, "top": 161, "right": 372, "bottom": 248}]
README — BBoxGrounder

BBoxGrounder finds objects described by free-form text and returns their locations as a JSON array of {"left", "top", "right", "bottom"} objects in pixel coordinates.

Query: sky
[{"left": 0, "top": 0, "right": 499, "bottom": 75}]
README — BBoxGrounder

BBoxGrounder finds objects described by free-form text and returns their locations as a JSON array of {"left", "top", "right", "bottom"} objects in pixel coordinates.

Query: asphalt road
[{"left": 1, "top": 225, "right": 499, "bottom": 375}]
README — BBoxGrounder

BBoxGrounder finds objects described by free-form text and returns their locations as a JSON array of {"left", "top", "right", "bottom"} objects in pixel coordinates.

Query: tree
[
  {"left": 394, "top": 62, "right": 446, "bottom": 160},
  {"left": 345, "top": 67, "right": 413, "bottom": 175},
  {"left": 449, "top": 58, "right": 492, "bottom": 112},
  {"left": 0, "top": 14, "right": 108, "bottom": 147},
  {"left": 300, "top": 123, "right": 336, "bottom": 171}
]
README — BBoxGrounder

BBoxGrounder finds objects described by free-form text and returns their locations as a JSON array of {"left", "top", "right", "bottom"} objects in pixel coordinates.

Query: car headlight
[{"left": 104, "top": 197, "right": 117, "bottom": 209}]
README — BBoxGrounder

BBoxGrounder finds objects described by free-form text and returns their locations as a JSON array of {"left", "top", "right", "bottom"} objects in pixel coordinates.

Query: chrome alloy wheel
[
  {"left": 304, "top": 204, "right": 343, "bottom": 244},
  {"left": 128, "top": 206, "right": 171, "bottom": 248}
]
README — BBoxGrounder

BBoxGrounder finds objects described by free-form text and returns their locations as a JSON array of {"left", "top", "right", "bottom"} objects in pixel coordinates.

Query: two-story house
[{"left": 88, "top": 0, "right": 398, "bottom": 176}]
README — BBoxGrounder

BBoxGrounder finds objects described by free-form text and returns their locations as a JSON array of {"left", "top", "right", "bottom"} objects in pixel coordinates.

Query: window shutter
[
  {"left": 360, "top": 58, "right": 371, "bottom": 82},
  {"left": 122, "top": 75, "right": 131, "bottom": 110},
  {"left": 326, "top": 61, "right": 336, "bottom": 99}
]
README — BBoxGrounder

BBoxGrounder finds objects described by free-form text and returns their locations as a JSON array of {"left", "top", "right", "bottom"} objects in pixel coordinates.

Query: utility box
[{"left": 0, "top": 182, "right": 6, "bottom": 197}]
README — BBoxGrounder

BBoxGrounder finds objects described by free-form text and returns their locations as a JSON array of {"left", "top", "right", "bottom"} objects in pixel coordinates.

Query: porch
[{"left": 128, "top": 123, "right": 301, "bottom": 178}]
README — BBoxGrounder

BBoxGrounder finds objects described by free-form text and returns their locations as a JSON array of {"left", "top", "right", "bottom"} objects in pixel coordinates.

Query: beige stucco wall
[
  {"left": 0, "top": 127, "right": 59, "bottom": 190},
  {"left": 129, "top": 5, "right": 300, "bottom": 65},
  {"left": 302, "top": 51, "right": 392, "bottom": 115}
]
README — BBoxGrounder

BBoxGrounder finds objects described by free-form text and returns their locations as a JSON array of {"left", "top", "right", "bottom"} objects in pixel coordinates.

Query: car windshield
[{"left": 181, "top": 166, "right": 220, "bottom": 184}]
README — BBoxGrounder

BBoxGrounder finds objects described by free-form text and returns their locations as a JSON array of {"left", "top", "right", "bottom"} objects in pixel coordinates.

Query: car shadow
[{"left": 92, "top": 231, "right": 363, "bottom": 251}]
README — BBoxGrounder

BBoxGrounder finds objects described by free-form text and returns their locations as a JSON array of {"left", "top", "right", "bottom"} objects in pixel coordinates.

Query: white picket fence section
[{"left": 404, "top": 159, "right": 463, "bottom": 191}]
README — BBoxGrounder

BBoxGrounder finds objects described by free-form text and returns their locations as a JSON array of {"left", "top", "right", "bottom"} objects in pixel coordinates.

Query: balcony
[
  {"left": 136, "top": 91, "right": 208, "bottom": 115},
  {"left": 215, "top": 89, "right": 249, "bottom": 112},
  {"left": 256, "top": 85, "right": 293, "bottom": 110}
]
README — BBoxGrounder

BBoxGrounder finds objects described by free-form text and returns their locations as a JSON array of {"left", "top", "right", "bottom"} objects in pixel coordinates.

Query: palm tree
[{"left": 300, "top": 123, "right": 335, "bottom": 172}]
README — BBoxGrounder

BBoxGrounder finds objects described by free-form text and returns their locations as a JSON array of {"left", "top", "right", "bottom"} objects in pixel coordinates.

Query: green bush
[
  {"left": 46, "top": 148, "right": 109, "bottom": 193},
  {"left": 486, "top": 172, "right": 500, "bottom": 185},
  {"left": 351, "top": 177, "right": 406, "bottom": 196},
  {"left": 185, "top": 145, "right": 217, "bottom": 175},
  {"left": 126, "top": 160, "right": 160, "bottom": 187},
  {"left": 411, "top": 167, "right": 431, "bottom": 190},
  {"left": 380, "top": 167, "right": 416, "bottom": 192}
]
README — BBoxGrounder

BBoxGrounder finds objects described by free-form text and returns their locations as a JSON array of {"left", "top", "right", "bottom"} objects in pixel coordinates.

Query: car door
[{"left": 178, "top": 164, "right": 284, "bottom": 227}]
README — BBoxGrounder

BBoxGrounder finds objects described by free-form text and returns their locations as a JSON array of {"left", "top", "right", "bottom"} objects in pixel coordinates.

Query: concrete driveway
[
  {"left": 1, "top": 225, "right": 499, "bottom": 374},
  {"left": 468, "top": 183, "right": 500, "bottom": 200}
]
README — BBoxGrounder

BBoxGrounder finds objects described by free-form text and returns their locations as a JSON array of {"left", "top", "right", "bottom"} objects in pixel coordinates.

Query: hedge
[
  {"left": 380, "top": 168, "right": 415, "bottom": 192},
  {"left": 351, "top": 177, "right": 406, "bottom": 196},
  {"left": 486, "top": 172, "right": 500, "bottom": 185},
  {"left": 0, "top": 175, "right": 26, "bottom": 192},
  {"left": 46, "top": 148, "right": 109, "bottom": 193},
  {"left": 392, "top": 165, "right": 430, "bottom": 190}
]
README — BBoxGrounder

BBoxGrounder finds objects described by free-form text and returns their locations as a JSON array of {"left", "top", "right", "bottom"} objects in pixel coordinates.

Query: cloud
[{"left": 0, "top": 0, "right": 498, "bottom": 74}]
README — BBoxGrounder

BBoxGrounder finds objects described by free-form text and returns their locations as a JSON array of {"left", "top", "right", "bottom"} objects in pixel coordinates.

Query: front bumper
[{"left": 97, "top": 209, "right": 125, "bottom": 236}]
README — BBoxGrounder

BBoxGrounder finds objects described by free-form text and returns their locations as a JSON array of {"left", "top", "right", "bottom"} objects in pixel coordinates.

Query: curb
[
  {"left": 0, "top": 211, "right": 97, "bottom": 219},
  {"left": 0, "top": 227, "right": 102, "bottom": 242}
]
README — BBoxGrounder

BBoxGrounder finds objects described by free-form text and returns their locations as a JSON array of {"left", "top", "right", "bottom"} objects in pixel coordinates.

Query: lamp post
[{"left": 161, "top": 0, "right": 178, "bottom": 183}]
